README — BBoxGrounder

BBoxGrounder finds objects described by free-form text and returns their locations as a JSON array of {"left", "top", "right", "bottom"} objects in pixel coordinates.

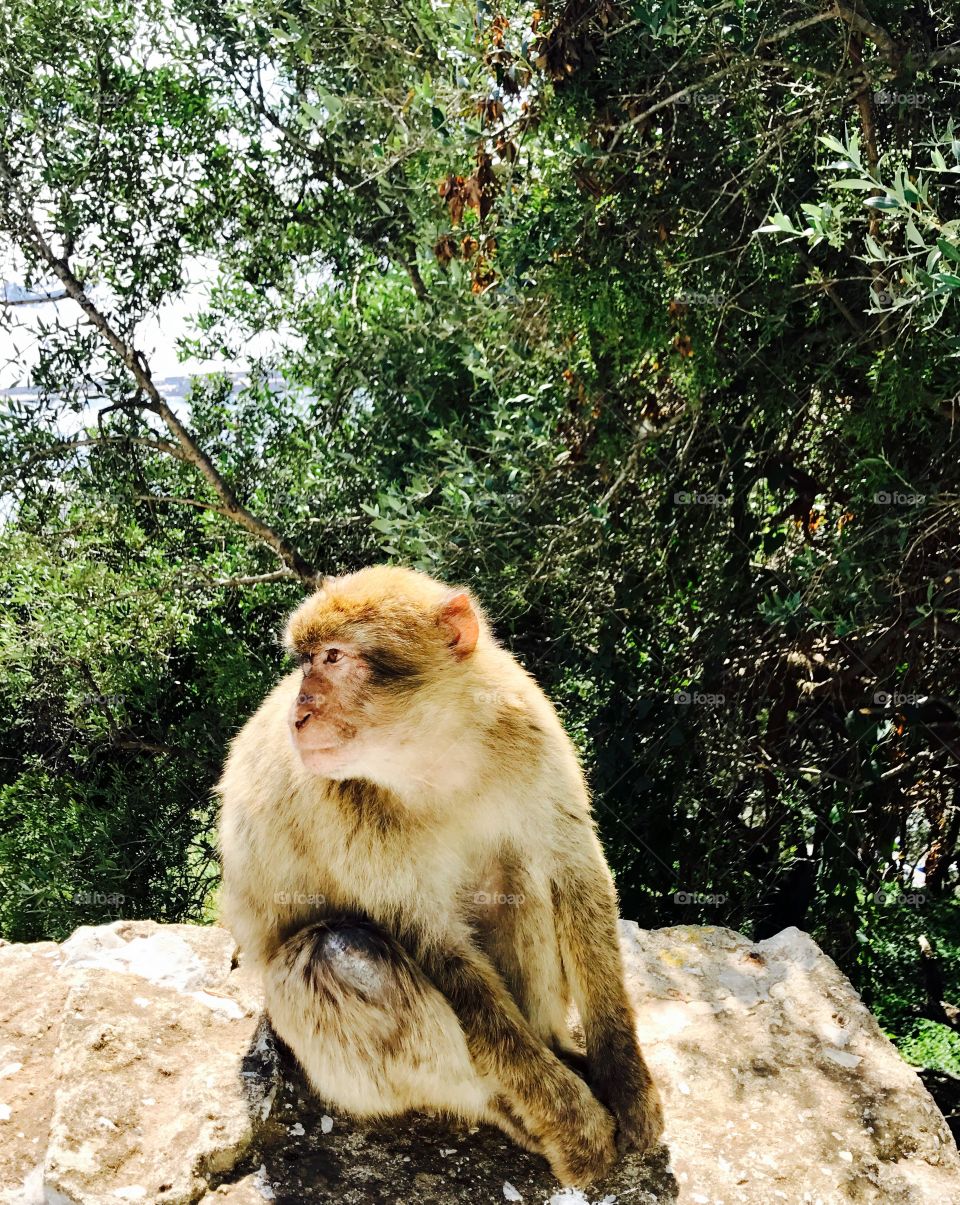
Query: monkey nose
[{"left": 293, "top": 687, "right": 327, "bottom": 734}]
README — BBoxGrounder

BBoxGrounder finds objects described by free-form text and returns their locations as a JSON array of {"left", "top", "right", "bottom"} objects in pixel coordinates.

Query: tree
[{"left": 1, "top": 0, "right": 958, "bottom": 1082}]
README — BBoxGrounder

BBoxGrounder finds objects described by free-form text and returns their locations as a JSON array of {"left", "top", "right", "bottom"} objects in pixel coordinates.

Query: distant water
[{"left": 0, "top": 372, "right": 281, "bottom": 412}]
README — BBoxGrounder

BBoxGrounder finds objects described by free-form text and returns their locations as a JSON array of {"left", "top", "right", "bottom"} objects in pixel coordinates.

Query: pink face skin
[
  {"left": 288, "top": 644, "right": 365, "bottom": 775},
  {"left": 286, "top": 591, "right": 480, "bottom": 779}
]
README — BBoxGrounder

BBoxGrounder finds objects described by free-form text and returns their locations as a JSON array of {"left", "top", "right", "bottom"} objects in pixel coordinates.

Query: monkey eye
[
  {"left": 296, "top": 651, "right": 314, "bottom": 668},
  {"left": 324, "top": 648, "right": 345, "bottom": 664}
]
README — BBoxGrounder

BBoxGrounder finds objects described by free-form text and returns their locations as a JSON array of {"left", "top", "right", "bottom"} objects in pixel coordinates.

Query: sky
[{"left": 1, "top": 261, "right": 244, "bottom": 400}]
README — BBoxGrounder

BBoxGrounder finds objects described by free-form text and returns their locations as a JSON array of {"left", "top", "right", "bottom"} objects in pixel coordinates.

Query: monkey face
[
  {"left": 289, "top": 643, "right": 364, "bottom": 775},
  {"left": 283, "top": 566, "right": 482, "bottom": 782}
]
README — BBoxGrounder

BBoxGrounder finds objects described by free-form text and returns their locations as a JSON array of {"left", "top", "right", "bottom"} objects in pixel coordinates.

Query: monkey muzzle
[
  {"left": 289, "top": 679, "right": 358, "bottom": 770},
  {"left": 294, "top": 689, "right": 322, "bottom": 730}
]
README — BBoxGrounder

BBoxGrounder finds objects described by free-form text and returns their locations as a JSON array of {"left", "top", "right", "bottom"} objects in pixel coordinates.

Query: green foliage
[
  {"left": 761, "top": 127, "right": 960, "bottom": 326},
  {"left": 862, "top": 890, "right": 960, "bottom": 1077},
  {"left": 1, "top": 0, "right": 959, "bottom": 1083}
]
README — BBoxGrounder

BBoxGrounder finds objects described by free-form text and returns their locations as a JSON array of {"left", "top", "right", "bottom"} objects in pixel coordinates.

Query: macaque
[{"left": 217, "top": 566, "right": 663, "bottom": 1187}]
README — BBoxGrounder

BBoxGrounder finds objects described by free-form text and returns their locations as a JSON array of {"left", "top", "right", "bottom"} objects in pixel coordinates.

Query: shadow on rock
[{"left": 223, "top": 1015, "right": 678, "bottom": 1204}]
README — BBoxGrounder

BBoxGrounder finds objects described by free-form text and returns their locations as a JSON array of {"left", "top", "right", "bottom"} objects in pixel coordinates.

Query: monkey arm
[
  {"left": 417, "top": 934, "right": 576, "bottom": 1092},
  {"left": 552, "top": 830, "right": 664, "bottom": 1154},
  {"left": 407, "top": 929, "right": 617, "bottom": 1186}
]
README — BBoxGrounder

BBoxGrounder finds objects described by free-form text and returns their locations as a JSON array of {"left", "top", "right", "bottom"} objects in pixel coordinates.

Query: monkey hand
[
  {"left": 590, "top": 1047, "right": 664, "bottom": 1155},
  {"left": 539, "top": 1070, "right": 618, "bottom": 1188},
  {"left": 611, "top": 1077, "right": 664, "bottom": 1155}
]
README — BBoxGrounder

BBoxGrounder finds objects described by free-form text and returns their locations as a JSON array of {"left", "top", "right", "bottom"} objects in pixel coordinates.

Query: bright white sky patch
[{"left": 0, "top": 256, "right": 272, "bottom": 394}]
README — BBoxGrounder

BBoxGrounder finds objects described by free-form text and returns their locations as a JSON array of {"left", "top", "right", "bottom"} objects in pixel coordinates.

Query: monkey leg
[{"left": 264, "top": 916, "right": 538, "bottom": 1147}]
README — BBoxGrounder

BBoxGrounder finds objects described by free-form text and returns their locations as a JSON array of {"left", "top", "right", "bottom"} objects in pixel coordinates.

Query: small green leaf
[
  {"left": 756, "top": 212, "right": 798, "bottom": 234},
  {"left": 818, "top": 134, "right": 849, "bottom": 156},
  {"left": 937, "top": 238, "right": 960, "bottom": 263},
  {"left": 905, "top": 219, "right": 926, "bottom": 248}
]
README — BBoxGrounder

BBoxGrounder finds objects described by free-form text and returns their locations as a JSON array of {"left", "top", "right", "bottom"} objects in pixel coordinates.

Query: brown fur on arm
[
  {"left": 552, "top": 833, "right": 664, "bottom": 1154},
  {"left": 409, "top": 931, "right": 617, "bottom": 1187}
]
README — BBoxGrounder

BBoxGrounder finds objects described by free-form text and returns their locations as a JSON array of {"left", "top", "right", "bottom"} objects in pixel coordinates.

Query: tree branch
[
  {"left": 929, "top": 42, "right": 960, "bottom": 68},
  {"left": 212, "top": 569, "right": 300, "bottom": 588},
  {"left": 0, "top": 155, "right": 316, "bottom": 583},
  {"left": 919, "top": 935, "right": 960, "bottom": 1031},
  {"left": 609, "top": 66, "right": 742, "bottom": 147},
  {"left": 134, "top": 493, "right": 240, "bottom": 520},
  {"left": 405, "top": 259, "right": 428, "bottom": 300},
  {"left": 1, "top": 289, "right": 68, "bottom": 306},
  {"left": 833, "top": 3, "right": 901, "bottom": 64},
  {"left": 757, "top": 12, "right": 837, "bottom": 48},
  {"left": 797, "top": 252, "right": 865, "bottom": 336},
  {"left": 17, "top": 435, "right": 191, "bottom": 471}
]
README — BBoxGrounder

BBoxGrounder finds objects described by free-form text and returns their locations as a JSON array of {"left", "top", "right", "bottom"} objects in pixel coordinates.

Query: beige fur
[{"left": 217, "top": 566, "right": 663, "bottom": 1187}]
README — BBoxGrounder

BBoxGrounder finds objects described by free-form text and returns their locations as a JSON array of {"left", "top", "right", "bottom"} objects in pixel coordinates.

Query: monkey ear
[{"left": 438, "top": 592, "right": 480, "bottom": 659}]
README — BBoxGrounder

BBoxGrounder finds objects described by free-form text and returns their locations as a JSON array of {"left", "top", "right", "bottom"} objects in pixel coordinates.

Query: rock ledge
[{"left": 0, "top": 920, "right": 957, "bottom": 1204}]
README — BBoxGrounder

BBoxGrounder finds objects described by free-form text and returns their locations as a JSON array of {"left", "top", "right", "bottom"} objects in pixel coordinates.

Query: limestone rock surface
[{"left": 0, "top": 919, "right": 956, "bottom": 1205}]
